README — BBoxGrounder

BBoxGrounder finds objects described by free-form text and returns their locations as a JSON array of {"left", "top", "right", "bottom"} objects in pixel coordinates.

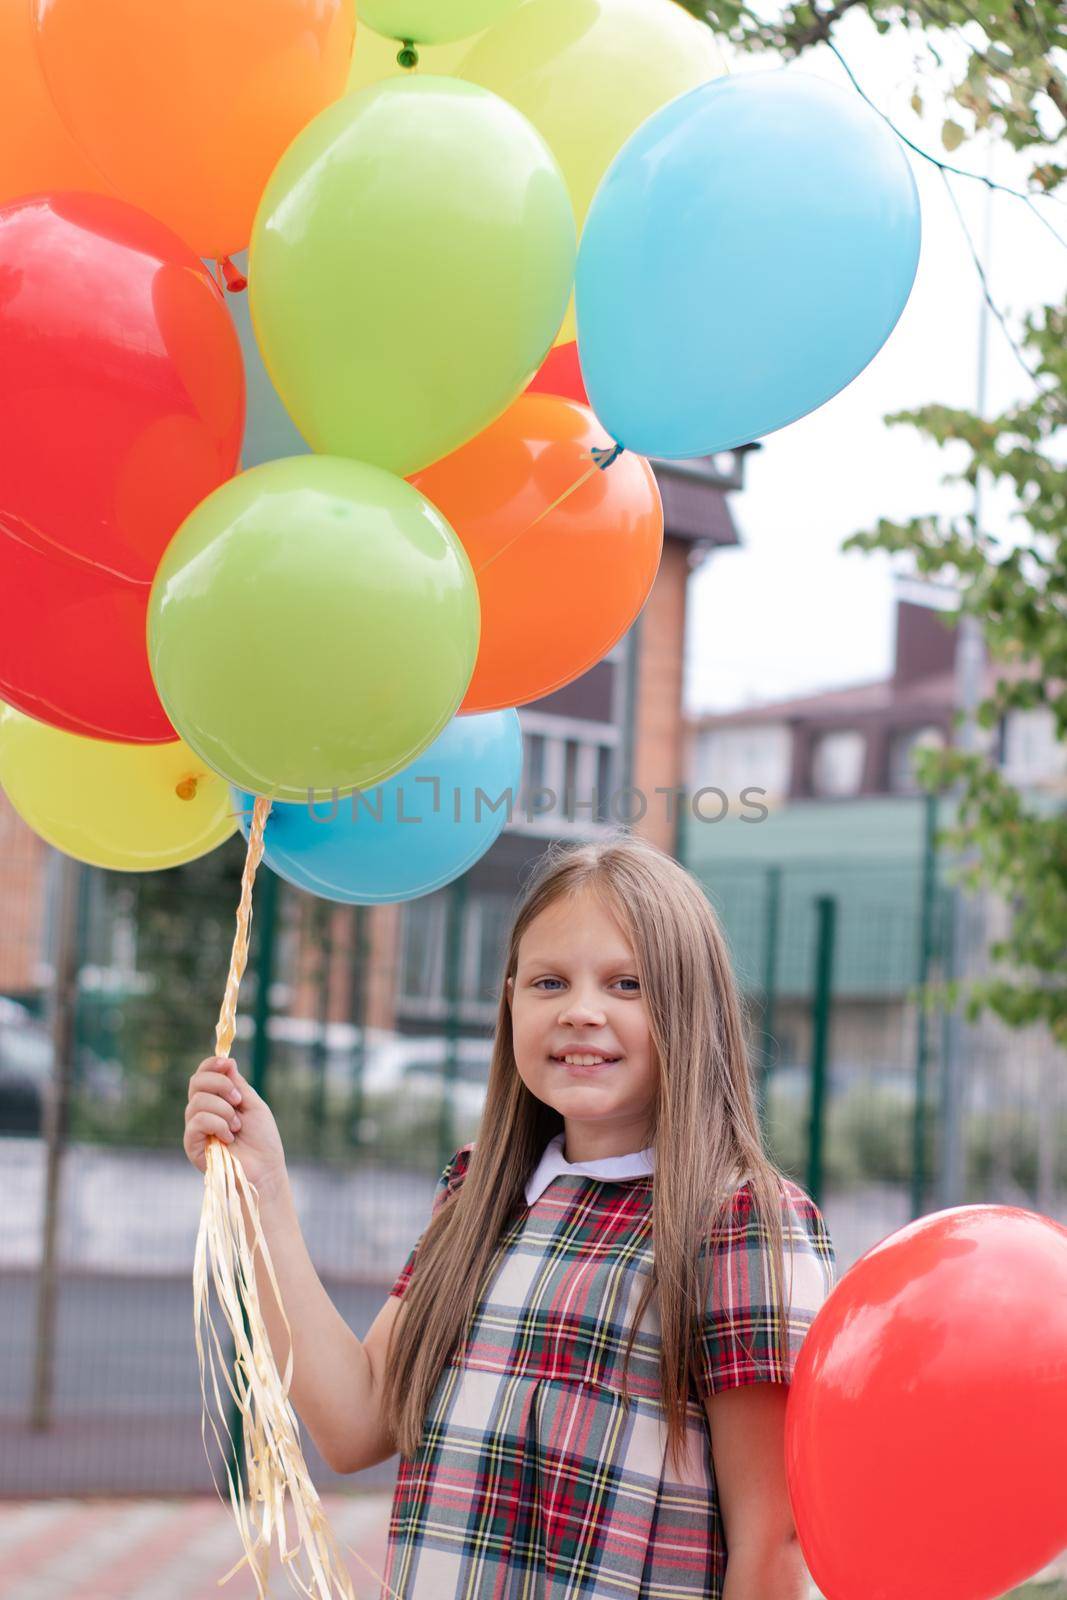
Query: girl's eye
[{"left": 531, "top": 977, "right": 640, "bottom": 993}]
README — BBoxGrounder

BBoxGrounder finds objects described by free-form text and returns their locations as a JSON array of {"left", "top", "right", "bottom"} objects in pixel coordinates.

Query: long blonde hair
[{"left": 382, "top": 832, "right": 796, "bottom": 1470}]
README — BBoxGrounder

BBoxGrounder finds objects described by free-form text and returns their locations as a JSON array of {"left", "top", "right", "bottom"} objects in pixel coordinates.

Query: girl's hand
[{"left": 183, "top": 1056, "right": 288, "bottom": 1199}]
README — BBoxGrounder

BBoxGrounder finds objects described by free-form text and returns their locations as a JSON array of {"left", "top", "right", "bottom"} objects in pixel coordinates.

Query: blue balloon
[
  {"left": 575, "top": 71, "right": 921, "bottom": 459},
  {"left": 233, "top": 709, "right": 523, "bottom": 904}
]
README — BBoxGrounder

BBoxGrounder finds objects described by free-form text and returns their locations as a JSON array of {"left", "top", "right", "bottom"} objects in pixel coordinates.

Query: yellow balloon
[
  {"left": 460, "top": 0, "right": 726, "bottom": 342},
  {"left": 0, "top": 704, "right": 237, "bottom": 871},
  {"left": 346, "top": 22, "right": 474, "bottom": 92}
]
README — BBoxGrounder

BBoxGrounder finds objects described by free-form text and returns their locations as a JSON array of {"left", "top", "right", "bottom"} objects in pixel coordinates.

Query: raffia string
[{"left": 193, "top": 794, "right": 401, "bottom": 1598}]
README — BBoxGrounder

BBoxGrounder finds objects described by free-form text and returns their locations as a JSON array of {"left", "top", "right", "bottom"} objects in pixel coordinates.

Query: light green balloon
[
  {"left": 249, "top": 76, "right": 575, "bottom": 477},
  {"left": 361, "top": 0, "right": 521, "bottom": 44},
  {"left": 147, "top": 457, "right": 480, "bottom": 803}
]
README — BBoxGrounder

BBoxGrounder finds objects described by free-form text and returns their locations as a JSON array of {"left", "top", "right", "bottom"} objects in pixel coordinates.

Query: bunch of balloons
[{"left": 0, "top": 0, "right": 921, "bottom": 904}]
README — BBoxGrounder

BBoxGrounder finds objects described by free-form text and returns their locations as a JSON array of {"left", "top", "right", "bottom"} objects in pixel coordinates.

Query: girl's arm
[
  {"left": 186, "top": 1058, "right": 399, "bottom": 1474},
  {"left": 238, "top": 1176, "right": 403, "bottom": 1475},
  {"left": 186, "top": 1058, "right": 401, "bottom": 1474},
  {"left": 707, "top": 1384, "right": 811, "bottom": 1600}
]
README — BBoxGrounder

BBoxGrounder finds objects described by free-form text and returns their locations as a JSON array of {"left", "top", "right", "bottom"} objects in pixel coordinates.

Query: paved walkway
[
  {"left": 2, "top": 1497, "right": 1064, "bottom": 1599},
  {"left": 0, "top": 1497, "right": 394, "bottom": 1600}
]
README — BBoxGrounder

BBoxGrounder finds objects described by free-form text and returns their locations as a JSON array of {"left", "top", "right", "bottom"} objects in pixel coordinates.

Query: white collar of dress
[{"left": 525, "top": 1132, "right": 655, "bottom": 1207}]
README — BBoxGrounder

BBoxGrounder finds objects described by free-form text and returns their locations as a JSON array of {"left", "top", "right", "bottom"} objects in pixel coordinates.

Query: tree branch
[{"left": 786, "top": 0, "right": 869, "bottom": 51}]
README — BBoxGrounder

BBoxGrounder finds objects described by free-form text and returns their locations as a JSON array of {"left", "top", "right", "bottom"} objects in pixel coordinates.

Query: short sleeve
[
  {"left": 389, "top": 1143, "right": 474, "bottom": 1299},
  {"left": 693, "top": 1177, "right": 836, "bottom": 1399}
]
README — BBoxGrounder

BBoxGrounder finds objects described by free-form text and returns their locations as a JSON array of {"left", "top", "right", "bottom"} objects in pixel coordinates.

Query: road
[{"left": 0, "top": 1272, "right": 395, "bottom": 1498}]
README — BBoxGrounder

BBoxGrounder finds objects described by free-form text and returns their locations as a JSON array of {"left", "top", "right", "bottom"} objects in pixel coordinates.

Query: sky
[{"left": 683, "top": 11, "right": 1067, "bottom": 714}]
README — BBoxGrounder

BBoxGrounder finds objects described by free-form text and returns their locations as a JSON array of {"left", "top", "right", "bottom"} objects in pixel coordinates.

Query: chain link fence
[{"left": 2, "top": 813, "right": 1065, "bottom": 1499}]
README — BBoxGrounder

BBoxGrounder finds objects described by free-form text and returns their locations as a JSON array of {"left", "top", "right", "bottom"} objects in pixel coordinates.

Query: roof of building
[
  {"left": 688, "top": 660, "right": 1037, "bottom": 731},
  {"left": 654, "top": 471, "right": 740, "bottom": 549}
]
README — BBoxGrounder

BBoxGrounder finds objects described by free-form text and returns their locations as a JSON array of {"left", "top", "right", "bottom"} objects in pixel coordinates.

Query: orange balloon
[
  {"left": 0, "top": 0, "right": 111, "bottom": 206},
  {"left": 411, "top": 396, "right": 663, "bottom": 714},
  {"left": 31, "top": 0, "right": 355, "bottom": 258}
]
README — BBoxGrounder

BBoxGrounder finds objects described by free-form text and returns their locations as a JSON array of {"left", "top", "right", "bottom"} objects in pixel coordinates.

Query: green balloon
[
  {"left": 362, "top": 0, "right": 521, "bottom": 44},
  {"left": 147, "top": 457, "right": 480, "bottom": 803},
  {"left": 249, "top": 77, "right": 576, "bottom": 477}
]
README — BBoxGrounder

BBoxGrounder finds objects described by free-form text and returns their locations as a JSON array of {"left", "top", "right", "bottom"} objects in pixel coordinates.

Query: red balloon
[
  {"left": 0, "top": 192, "right": 244, "bottom": 584},
  {"left": 0, "top": 526, "right": 174, "bottom": 743},
  {"left": 786, "top": 1206, "right": 1067, "bottom": 1600},
  {"left": 526, "top": 341, "right": 589, "bottom": 406}
]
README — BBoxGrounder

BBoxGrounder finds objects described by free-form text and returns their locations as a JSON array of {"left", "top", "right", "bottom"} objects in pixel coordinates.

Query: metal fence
[{"left": 2, "top": 815, "right": 1066, "bottom": 1498}]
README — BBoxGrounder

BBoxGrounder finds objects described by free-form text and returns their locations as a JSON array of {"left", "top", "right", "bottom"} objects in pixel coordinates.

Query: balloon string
[
  {"left": 0, "top": 505, "right": 151, "bottom": 586},
  {"left": 195, "top": 794, "right": 391, "bottom": 1599},
  {"left": 214, "top": 794, "right": 272, "bottom": 1059},
  {"left": 474, "top": 441, "right": 625, "bottom": 578}
]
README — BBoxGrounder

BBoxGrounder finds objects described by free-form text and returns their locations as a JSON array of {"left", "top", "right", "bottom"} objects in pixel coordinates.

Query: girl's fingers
[
  {"left": 185, "top": 1091, "right": 241, "bottom": 1125},
  {"left": 190, "top": 1111, "right": 235, "bottom": 1145},
  {"left": 189, "top": 1069, "right": 242, "bottom": 1106}
]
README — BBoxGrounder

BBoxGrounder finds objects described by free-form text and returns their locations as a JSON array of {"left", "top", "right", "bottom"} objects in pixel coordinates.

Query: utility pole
[
  {"left": 31, "top": 853, "right": 84, "bottom": 1430},
  {"left": 938, "top": 168, "right": 993, "bottom": 1209}
]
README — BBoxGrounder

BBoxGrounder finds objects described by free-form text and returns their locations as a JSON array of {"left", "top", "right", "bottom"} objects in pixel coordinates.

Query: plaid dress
[{"left": 383, "top": 1144, "right": 835, "bottom": 1600}]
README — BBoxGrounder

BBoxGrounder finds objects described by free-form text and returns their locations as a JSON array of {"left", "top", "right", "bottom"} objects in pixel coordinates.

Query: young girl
[{"left": 184, "top": 832, "right": 836, "bottom": 1599}]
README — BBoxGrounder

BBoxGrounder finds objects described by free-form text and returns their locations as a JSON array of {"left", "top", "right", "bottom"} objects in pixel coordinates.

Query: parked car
[
  {"left": 0, "top": 997, "right": 122, "bottom": 1134},
  {"left": 232, "top": 1014, "right": 494, "bottom": 1123}
]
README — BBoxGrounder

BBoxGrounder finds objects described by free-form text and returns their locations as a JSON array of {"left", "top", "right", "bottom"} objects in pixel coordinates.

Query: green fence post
[
  {"left": 228, "top": 863, "right": 280, "bottom": 1493},
  {"left": 440, "top": 875, "right": 468, "bottom": 1173},
  {"left": 348, "top": 904, "right": 368, "bottom": 1149},
  {"left": 806, "top": 895, "right": 837, "bottom": 1208},
  {"left": 910, "top": 793, "right": 939, "bottom": 1219},
  {"left": 758, "top": 865, "right": 782, "bottom": 1123},
  {"left": 311, "top": 901, "right": 332, "bottom": 1158}
]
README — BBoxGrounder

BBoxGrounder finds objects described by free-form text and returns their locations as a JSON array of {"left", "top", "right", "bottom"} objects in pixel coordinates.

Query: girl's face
[{"left": 506, "top": 886, "right": 657, "bottom": 1162}]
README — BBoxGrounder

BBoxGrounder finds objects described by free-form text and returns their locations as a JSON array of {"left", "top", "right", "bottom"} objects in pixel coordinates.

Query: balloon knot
[
  {"left": 591, "top": 441, "right": 625, "bottom": 471},
  {"left": 397, "top": 41, "right": 419, "bottom": 69},
  {"left": 219, "top": 257, "right": 247, "bottom": 294},
  {"left": 176, "top": 777, "right": 199, "bottom": 802}
]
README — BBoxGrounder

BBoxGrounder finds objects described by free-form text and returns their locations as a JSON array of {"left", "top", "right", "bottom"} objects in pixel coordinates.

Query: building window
[
  {"left": 523, "top": 731, "right": 545, "bottom": 796},
  {"left": 398, "top": 892, "right": 446, "bottom": 1006},
  {"left": 399, "top": 891, "right": 515, "bottom": 1020},
  {"left": 512, "top": 710, "right": 620, "bottom": 837},
  {"left": 811, "top": 730, "right": 866, "bottom": 797},
  {"left": 888, "top": 725, "right": 945, "bottom": 793},
  {"left": 463, "top": 893, "right": 512, "bottom": 1005},
  {"left": 1001, "top": 707, "right": 1067, "bottom": 787}
]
